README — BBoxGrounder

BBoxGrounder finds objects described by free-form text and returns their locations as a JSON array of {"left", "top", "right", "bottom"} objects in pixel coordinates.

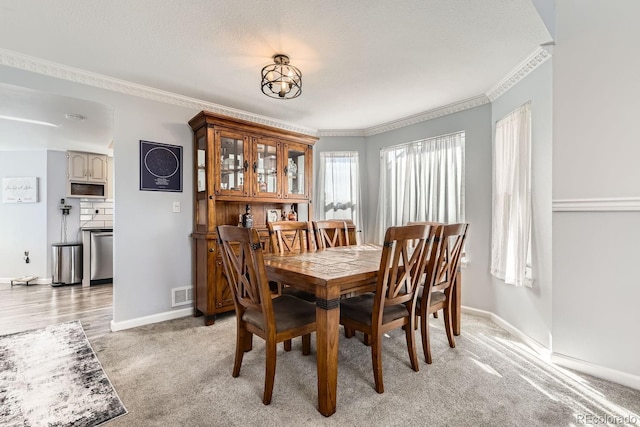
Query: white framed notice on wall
[{"left": 2, "top": 177, "right": 38, "bottom": 203}]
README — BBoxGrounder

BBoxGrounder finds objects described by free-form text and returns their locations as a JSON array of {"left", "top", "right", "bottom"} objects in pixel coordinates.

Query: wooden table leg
[
  {"left": 315, "top": 289, "right": 340, "bottom": 417},
  {"left": 453, "top": 269, "right": 461, "bottom": 336}
]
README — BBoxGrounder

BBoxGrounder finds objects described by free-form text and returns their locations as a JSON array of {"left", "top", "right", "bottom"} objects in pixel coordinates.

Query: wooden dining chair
[
  {"left": 339, "top": 223, "right": 430, "bottom": 393},
  {"left": 408, "top": 221, "right": 443, "bottom": 319},
  {"left": 416, "top": 223, "right": 468, "bottom": 364},
  {"left": 312, "top": 220, "right": 351, "bottom": 249},
  {"left": 268, "top": 220, "right": 316, "bottom": 253},
  {"left": 314, "top": 220, "right": 364, "bottom": 301},
  {"left": 267, "top": 221, "right": 316, "bottom": 300},
  {"left": 267, "top": 220, "right": 317, "bottom": 352},
  {"left": 217, "top": 225, "right": 317, "bottom": 405},
  {"left": 343, "top": 219, "right": 359, "bottom": 245}
]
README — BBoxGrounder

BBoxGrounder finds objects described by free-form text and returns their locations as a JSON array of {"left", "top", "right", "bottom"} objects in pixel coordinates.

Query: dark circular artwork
[{"left": 144, "top": 147, "right": 179, "bottom": 178}]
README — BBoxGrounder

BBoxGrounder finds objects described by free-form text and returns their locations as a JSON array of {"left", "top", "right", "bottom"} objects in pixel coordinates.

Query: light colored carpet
[
  {"left": 0, "top": 321, "right": 127, "bottom": 427},
  {"left": 91, "top": 313, "right": 640, "bottom": 426}
]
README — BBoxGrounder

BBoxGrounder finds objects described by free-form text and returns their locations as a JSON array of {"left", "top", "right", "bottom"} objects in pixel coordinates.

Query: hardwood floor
[{"left": 0, "top": 282, "right": 113, "bottom": 341}]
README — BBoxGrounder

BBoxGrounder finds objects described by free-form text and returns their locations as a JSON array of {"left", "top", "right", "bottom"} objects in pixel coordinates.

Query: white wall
[
  {"left": 110, "top": 99, "right": 193, "bottom": 322},
  {"left": 0, "top": 150, "right": 83, "bottom": 283},
  {"left": 0, "top": 149, "right": 106, "bottom": 283},
  {"left": 491, "top": 60, "right": 553, "bottom": 349},
  {"left": 0, "top": 150, "right": 48, "bottom": 280},
  {"left": 553, "top": 0, "right": 640, "bottom": 376},
  {"left": 1, "top": 65, "right": 196, "bottom": 324},
  {"left": 361, "top": 104, "right": 495, "bottom": 313}
]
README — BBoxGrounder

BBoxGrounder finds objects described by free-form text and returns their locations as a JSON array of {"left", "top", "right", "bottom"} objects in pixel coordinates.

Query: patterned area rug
[{"left": 0, "top": 321, "right": 127, "bottom": 426}]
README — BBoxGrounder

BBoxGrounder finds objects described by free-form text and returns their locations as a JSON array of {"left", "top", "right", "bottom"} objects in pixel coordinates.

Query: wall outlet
[{"left": 172, "top": 201, "right": 181, "bottom": 213}]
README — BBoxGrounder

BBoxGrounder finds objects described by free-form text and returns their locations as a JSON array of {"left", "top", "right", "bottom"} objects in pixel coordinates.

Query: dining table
[{"left": 262, "top": 243, "right": 462, "bottom": 416}]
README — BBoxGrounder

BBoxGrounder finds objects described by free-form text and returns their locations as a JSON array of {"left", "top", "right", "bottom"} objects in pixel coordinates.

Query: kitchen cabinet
[
  {"left": 67, "top": 151, "right": 109, "bottom": 198},
  {"left": 68, "top": 151, "right": 108, "bottom": 183},
  {"left": 188, "top": 111, "right": 317, "bottom": 325}
]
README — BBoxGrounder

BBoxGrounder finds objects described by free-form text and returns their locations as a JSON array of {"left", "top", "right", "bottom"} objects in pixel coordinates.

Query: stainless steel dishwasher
[{"left": 90, "top": 231, "right": 113, "bottom": 284}]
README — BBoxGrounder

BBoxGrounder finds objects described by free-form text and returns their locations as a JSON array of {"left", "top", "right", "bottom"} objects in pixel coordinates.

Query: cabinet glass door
[
  {"left": 215, "top": 130, "right": 248, "bottom": 197},
  {"left": 197, "top": 138, "right": 206, "bottom": 193},
  {"left": 284, "top": 143, "right": 307, "bottom": 199},
  {"left": 254, "top": 139, "right": 280, "bottom": 198},
  {"left": 194, "top": 127, "right": 209, "bottom": 232}
]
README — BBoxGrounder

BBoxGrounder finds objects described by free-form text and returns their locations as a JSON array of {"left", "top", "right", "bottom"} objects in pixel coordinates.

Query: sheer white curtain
[
  {"left": 315, "top": 152, "right": 363, "bottom": 242},
  {"left": 491, "top": 102, "right": 532, "bottom": 287},
  {"left": 374, "top": 132, "right": 465, "bottom": 244}
]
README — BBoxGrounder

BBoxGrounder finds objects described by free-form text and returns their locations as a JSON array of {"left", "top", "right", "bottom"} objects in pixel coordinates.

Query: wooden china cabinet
[{"left": 188, "top": 111, "right": 318, "bottom": 325}]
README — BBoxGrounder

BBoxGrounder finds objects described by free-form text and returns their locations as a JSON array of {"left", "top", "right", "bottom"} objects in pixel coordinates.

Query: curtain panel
[
  {"left": 374, "top": 132, "right": 465, "bottom": 244},
  {"left": 315, "top": 152, "right": 363, "bottom": 242},
  {"left": 491, "top": 102, "right": 532, "bottom": 287}
]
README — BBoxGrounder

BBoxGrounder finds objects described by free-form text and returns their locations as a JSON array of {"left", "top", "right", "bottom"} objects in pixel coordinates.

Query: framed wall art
[
  {"left": 2, "top": 177, "right": 38, "bottom": 203},
  {"left": 140, "top": 140, "right": 183, "bottom": 192},
  {"left": 267, "top": 209, "right": 282, "bottom": 223}
]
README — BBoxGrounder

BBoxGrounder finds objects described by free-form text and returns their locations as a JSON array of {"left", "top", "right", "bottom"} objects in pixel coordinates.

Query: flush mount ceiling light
[
  {"left": 261, "top": 54, "right": 302, "bottom": 99},
  {"left": 65, "top": 113, "right": 86, "bottom": 121}
]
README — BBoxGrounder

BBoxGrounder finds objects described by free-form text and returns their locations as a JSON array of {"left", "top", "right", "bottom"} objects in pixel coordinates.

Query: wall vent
[{"left": 171, "top": 286, "right": 193, "bottom": 307}]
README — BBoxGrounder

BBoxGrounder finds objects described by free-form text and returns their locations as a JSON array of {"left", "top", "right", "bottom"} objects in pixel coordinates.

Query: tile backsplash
[{"left": 79, "top": 200, "right": 114, "bottom": 228}]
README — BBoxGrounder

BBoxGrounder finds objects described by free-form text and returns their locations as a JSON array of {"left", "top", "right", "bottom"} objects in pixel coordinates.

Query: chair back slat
[
  {"left": 312, "top": 220, "right": 351, "bottom": 249},
  {"left": 373, "top": 224, "right": 431, "bottom": 323},
  {"left": 268, "top": 221, "right": 316, "bottom": 254},
  {"left": 425, "top": 223, "right": 468, "bottom": 294},
  {"left": 407, "top": 221, "right": 442, "bottom": 268}
]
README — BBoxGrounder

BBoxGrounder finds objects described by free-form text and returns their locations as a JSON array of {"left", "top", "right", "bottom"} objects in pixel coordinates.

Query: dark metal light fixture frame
[{"left": 261, "top": 54, "right": 302, "bottom": 99}]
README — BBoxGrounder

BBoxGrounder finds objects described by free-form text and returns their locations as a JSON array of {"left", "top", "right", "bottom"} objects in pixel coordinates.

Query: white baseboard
[
  {"left": 551, "top": 353, "right": 640, "bottom": 391},
  {"left": 461, "top": 306, "right": 552, "bottom": 361},
  {"left": 110, "top": 307, "right": 192, "bottom": 332},
  {"left": 0, "top": 277, "right": 52, "bottom": 285},
  {"left": 462, "top": 305, "right": 640, "bottom": 391}
]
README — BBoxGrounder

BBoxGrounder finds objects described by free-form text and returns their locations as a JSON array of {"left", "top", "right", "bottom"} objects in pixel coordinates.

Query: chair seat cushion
[
  {"left": 339, "top": 293, "right": 409, "bottom": 326},
  {"left": 416, "top": 288, "right": 446, "bottom": 310},
  {"left": 243, "top": 295, "right": 316, "bottom": 333}
]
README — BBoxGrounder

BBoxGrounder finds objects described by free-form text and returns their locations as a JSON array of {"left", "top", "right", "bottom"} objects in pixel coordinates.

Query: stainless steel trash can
[{"left": 51, "top": 242, "right": 82, "bottom": 286}]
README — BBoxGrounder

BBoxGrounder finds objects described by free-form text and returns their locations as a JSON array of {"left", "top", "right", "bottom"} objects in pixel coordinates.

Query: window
[
  {"left": 491, "top": 102, "right": 532, "bottom": 287},
  {"left": 375, "top": 132, "right": 465, "bottom": 244},
  {"left": 315, "top": 152, "right": 363, "bottom": 241}
]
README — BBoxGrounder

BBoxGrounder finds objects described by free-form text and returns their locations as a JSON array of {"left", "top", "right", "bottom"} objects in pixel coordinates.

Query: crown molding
[
  {"left": 486, "top": 46, "right": 552, "bottom": 102},
  {"left": 360, "top": 95, "right": 490, "bottom": 137},
  {"left": 317, "top": 129, "right": 366, "bottom": 137},
  {"left": 553, "top": 197, "right": 640, "bottom": 212},
  {"left": 0, "top": 48, "right": 318, "bottom": 137}
]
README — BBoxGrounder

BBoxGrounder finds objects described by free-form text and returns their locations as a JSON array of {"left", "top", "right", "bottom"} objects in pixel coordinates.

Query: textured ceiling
[
  {"left": 0, "top": 0, "right": 551, "bottom": 145},
  {"left": 0, "top": 83, "right": 113, "bottom": 151}
]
